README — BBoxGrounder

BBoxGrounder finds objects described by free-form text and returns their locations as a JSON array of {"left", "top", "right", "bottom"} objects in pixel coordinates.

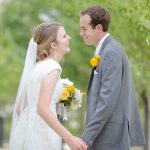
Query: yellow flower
[
  {"left": 95, "top": 55, "right": 101, "bottom": 61},
  {"left": 90, "top": 54, "right": 101, "bottom": 68},
  {"left": 60, "top": 88, "right": 70, "bottom": 100},
  {"left": 82, "top": 92, "right": 86, "bottom": 97},
  {"left": 90, "top": 58, "right": 98, "bottom": 67},
  {"left": 67, "top": 85, "right": 75, "bottom": 93}
]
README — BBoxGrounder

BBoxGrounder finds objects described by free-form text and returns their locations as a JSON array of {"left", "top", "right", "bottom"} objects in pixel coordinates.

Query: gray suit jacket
[{"left": 82, "top": 35, "right": 145, "bottom": 150}]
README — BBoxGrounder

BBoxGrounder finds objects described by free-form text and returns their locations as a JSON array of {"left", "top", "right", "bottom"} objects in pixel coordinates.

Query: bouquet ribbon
[{"left": 57, "top": 103, "right": 67, "bottom": 121}]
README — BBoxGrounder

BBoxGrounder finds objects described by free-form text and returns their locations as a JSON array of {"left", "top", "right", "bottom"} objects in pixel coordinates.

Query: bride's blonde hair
[{"left": 33, "top": 22, "right": 61, "bottom": 61}]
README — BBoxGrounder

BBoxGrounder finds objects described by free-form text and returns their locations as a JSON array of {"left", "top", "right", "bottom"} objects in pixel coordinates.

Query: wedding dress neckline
[{"left": 36, "top": 58, "right": 59, "bottom": 66}]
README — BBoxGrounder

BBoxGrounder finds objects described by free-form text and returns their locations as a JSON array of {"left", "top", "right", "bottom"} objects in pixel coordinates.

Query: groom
[{"left": 80, "top": 5, "right": 145, "bottom": 150}]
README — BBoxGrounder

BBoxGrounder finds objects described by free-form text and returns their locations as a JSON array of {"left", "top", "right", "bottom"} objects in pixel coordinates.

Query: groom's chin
[
  {"left": 84, "top": 41, "right": 93, "bottom": 46},
  {"left": 83, "top": 39, "right": 93, "bottom": 45}
]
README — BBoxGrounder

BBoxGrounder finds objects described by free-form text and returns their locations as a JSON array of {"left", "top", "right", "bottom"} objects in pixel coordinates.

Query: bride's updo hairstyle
[{"left": 33, "top": 22, "right": 61, "bottom": 61}]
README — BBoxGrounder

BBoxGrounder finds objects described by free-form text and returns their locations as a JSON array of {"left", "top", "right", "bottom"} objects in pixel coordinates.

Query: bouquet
[{"left": 57, "top": 78, "right": 86, "bottom": 121}]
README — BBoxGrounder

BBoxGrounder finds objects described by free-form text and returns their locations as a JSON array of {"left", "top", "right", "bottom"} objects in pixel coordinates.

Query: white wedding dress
[{"left": 10, "top": 59, "right": 63, "bottom": 150}]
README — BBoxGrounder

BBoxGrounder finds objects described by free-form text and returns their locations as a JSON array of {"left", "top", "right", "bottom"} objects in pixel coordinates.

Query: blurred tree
[{"left": 0, "top": 0, "right": 149, "bottom": 149}]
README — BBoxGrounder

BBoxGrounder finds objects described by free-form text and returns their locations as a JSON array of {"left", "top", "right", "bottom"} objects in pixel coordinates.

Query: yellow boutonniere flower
[
  {"left": 60, "top": 88, "right": 70, "bottom": 100},
  {"left": 90, "top": 54, "right": 101, "bottom": 68},
  {"left": 95, "top": 55, "right": 100, "bottom": 61},
  {"left": 67, "top": 85, "right": 75, "bottom": 93}
]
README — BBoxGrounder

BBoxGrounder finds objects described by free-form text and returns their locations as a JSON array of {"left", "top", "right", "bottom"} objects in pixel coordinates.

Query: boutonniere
[{"left": 90, "top": 54, "right": 101, "bottom": 68}]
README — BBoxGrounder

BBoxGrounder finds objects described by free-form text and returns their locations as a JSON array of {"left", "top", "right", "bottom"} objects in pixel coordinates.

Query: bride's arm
[{"left": 37, "top": 70, "right": 87, "bottom": 150}]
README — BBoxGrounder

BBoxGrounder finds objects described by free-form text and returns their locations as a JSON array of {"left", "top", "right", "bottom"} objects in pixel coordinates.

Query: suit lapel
[
  {"left": 87, "top": 68, "right": 94, "bottom": 95},
  {"left": 99, "top": 35, "right": 112, "bottom": 56},
  {"left": 87, "top": 35, "right": 113, "bottom": 95},
  {"left": 96, "top": 35, "right": 113, "bottom": 69}
]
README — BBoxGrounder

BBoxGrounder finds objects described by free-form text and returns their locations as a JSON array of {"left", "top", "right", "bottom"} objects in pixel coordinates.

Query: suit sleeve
[{"left": 82, "top": 50, "right": 122, "bottom": 146}]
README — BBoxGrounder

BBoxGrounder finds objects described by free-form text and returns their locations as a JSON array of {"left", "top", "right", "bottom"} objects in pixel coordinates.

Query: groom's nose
[{"left": 80, "top": 30, "right": 83, "bottom": 36}]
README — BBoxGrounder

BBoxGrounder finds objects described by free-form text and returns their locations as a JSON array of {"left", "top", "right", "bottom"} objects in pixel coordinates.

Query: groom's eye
[{"left": 82, "top": 28, "right": 87, "bottom": 31}]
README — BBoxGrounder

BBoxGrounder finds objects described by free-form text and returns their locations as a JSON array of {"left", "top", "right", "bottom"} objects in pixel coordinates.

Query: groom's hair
[{"left": 80, "top": 5, "right": 111, "bottom": 32}]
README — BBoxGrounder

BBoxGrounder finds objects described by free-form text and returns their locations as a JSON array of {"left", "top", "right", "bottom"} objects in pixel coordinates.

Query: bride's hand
[{"left": 67, "top": 135, "right": 87, "bottom": 150}]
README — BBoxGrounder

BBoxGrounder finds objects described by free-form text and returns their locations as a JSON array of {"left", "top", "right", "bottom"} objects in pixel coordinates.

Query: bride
[{"left": 9, "top": 22, "right": 87, "bottom": 150}]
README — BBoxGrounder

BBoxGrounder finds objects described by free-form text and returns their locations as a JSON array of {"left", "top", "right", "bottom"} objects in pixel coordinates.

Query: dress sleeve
[{"left": 42, "top": 60, "right": 62, "bottom": 78}]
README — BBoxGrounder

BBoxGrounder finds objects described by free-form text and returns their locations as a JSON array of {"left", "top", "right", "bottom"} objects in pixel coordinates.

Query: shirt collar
[{"left": 94, "top": 33, "right": 110, "bottom": 56}]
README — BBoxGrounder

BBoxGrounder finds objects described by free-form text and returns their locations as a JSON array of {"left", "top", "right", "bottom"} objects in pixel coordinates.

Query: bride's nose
[{"left": 67, "top": 35, "right": 71, "bottom": 40}]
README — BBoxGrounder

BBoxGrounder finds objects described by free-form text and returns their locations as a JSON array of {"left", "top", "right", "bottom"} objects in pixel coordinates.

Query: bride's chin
[
  {"left": 63, "top": 49, "right": 70, "bottom": 56},
  {"left": 66, "top": 47, "right": 71, "bottom": 52}
]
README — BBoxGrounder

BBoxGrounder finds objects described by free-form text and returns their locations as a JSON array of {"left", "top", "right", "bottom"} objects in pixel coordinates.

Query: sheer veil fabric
[{"left": 9, "top": 38, "right": 37, "bottom": 148}]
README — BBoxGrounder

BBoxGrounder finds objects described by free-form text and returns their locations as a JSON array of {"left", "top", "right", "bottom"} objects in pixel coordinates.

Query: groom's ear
[
  {"left": 96, "top": 24, "right": 103, "bottom": 32},
  {"left": 51, "top": 42, "right": 57, "bottom": 49}
]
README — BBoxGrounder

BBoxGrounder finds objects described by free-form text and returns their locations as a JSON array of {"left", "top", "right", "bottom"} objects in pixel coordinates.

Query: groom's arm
[{"left": 82, "top": 49, "right": 122, "bottom": 146}]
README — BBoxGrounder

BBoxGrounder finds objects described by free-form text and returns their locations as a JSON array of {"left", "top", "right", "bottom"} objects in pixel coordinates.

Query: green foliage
[{"left": 0, "top": 0, "right": 149, "bottom": 139}]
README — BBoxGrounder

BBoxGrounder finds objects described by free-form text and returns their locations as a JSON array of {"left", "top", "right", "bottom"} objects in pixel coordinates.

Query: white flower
[
  {"left": 75, "top": 89, "right": 82, "bottom": 103},
  {"left": 71, "top": 89, "right": 82, "bottom": 110},
  {"left": 61, "top": 78, "right": 73, "bottom": 86}
]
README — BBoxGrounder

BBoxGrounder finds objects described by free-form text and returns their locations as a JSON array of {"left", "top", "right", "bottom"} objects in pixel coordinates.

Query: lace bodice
[{"left": 27, "top": 59, "right": 63, "bottom": 114}]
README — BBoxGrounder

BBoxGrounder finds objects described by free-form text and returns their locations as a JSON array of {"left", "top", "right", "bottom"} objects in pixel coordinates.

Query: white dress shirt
[{"left": 94, "top": 33, "right": 110, "bottom": 56}]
